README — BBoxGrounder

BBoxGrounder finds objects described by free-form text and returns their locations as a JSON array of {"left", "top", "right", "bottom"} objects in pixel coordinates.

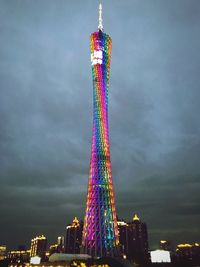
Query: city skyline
[{"left": 0, "top": 0, "right": 200, "bottom": 250}]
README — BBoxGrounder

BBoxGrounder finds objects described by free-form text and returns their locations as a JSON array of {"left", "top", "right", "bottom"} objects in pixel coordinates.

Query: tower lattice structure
[{"left": 82, "top": 4, "right": 119, "bottom": 258}]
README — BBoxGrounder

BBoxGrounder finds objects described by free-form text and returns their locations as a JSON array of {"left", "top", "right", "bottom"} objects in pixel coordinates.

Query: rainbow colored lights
[{"left": 82, "top": 29, "right": 119, "bottom": 257}]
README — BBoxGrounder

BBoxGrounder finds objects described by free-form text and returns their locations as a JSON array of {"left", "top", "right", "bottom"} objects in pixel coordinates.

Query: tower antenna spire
[{"left": 98, "top": 3, "right": 103, "bottom": 31}]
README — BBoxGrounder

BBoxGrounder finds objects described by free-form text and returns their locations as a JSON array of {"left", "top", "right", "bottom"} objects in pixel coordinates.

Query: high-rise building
[
  {"left": 117, "top": 220, "right": 128, "bottom": 257},
  {"left": 82, "top": 3, "right": 119, "bottom": 257},
  {"left": 65, "top": 217, "right": 83, "bottom": 254},
  {"left": 30, "top": 235, "right": 47, "bottom": 260},
  {"left": 0, "top": 245, "right": 6, "bottom": 260},
  {"left": 127, "top": 214, "right": 149, "bottom": 264}
]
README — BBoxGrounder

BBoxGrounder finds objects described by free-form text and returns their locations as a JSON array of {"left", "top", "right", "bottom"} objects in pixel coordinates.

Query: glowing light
[
  {"left": 66, "top": 217, "right": 80, "bottom": 229},
  {"left": 117, "top": 221, "right": 128, "bottom": 226},
  {"left": 98, "top": 3, "right": 103, "bottom": 31},
  {"left": 133, "top": 213, "right": 140, "bottom": 221},
  {"left": 91, "top": 50, "right": 103, "bottom": 65},
  {"left": 151, "top": 250, "right": 171, "bottom": 263},
  {"left": 82, "top": 20, "right": 118, "bottom": 257},
  {"left": 177, "top": 243, "right": 192, "bottom": 248},
  {"left": 30, "top": 256, "right": 41, "bottom": 264},
  {"left": 160, "top": 240, "right": 167, "bottom": 244},
  {"left": 31, "top": 235, "right": 46, "bottom": 242}
]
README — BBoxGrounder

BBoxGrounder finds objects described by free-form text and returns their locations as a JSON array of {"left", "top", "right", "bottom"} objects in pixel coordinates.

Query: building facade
[
  {"left": 30, "top": 235, "right": 47, "bottom": 260},
  {"left": 57, "top": 236, "right": 65, "bottom": 253},
  {"left": 7, "top": 249, "right": 30, "bottom": 263},
  {"left": 82, "top": 4, "right": 119, "bottom": 257},
  {"left": 65, "top": 217, "right": 83, "bottom": 254},
  {"left": 117, "top": 220, "right": 129, "bottom": 257},
  {"left": 176, "top": 243, "right": 200, "bottom": 265},
  {"left": 0, "top": 245, "right": 6, "bottom": 261},
  {"left": 127, "top": 214, "right": 149, "bottom": 264},
  {"left": 49, "top": 236, "right": 65, "bottom": 255}
]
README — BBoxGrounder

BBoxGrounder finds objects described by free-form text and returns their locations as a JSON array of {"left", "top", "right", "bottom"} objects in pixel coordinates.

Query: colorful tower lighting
[{"left": 82, "top": 3, "right": 119, "bottom": 257}]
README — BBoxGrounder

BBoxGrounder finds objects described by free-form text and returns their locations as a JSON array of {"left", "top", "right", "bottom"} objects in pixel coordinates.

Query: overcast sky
[{"left": 0, "top": 0, "right": 200, "bottom": 250}]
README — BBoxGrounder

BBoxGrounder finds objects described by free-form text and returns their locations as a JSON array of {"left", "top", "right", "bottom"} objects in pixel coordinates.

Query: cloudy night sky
[{"left": 0, "top": 0, "right": 200, "bottom": 250}]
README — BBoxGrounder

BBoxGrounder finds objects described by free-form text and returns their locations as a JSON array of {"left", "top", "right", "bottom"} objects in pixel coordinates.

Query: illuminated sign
[
  {"left": 30, "top": 256, "right": 41, "bottom": 264},
  {"left": 151, "top": 250, "right": 171, "bottom": 263},
  {"left": 91, "top": 50, "right": 103, "bottom": 65}
]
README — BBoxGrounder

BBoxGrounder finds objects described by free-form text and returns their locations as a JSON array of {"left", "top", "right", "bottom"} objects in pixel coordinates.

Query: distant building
[
  {"left": 127, "top": 214, "right": 149, "bottom": 264},
  {"left": 57, "top": 236, "right": 65, "bottom": 253},
  {"left": 176, "top": 243, "right": 193, "bottom": 260},
  {"left": 65, "top": 217, "right": 83, "bottom": 254},
  {"left": 117, "top": 220, "right": 128, "bottom": 256},
  {"left": 0, "top": 245, "right": 7, "bottom": 260},
  {"left": 7, "top": 249, "right": 30, "bottom": 263},
  {"left": 30, "top": 235, "right": 47, "bottom": 260},
  {"left": 49, "top": 236, "right": 65, "bottom": 256},
  {"left": 176, "top": 243, "right": 200, "bottom": 265}
]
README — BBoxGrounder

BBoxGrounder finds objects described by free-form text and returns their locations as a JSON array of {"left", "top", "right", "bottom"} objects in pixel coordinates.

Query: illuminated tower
[{"left": 82, "top": 4, "right": 119, "bottom": 257}]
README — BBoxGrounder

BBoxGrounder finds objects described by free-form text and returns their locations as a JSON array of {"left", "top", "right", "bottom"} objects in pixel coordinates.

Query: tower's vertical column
[{"left": 82, "top": 4, "right": 119, "bottom": 258}]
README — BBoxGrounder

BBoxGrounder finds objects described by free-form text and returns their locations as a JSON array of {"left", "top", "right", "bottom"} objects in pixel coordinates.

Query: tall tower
[{"left": 82, "top": 3, "right": 119, "bottom": 257}]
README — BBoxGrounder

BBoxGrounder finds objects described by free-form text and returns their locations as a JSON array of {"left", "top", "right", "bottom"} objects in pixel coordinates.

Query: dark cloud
[{"left": 0, "top": 0, "right": 200, "bottom": 249}]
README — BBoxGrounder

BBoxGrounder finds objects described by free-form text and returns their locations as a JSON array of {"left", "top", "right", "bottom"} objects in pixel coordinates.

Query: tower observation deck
[{"left": 82, "top": 3, "right": 119, "bottom": 257}]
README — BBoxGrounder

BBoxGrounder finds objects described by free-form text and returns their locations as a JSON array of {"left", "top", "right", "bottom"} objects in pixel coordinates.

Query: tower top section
[
  {"left": 98, "top": 3, "right": 103, "bottom": 31},
  {"left": 133, "top": 213, "right": 140, "bottom": 221}
]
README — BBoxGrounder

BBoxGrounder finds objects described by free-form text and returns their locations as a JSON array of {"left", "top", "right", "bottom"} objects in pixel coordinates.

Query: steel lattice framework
[{"left": 82, "top": 19, "right": 119, "bottom": 257}]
